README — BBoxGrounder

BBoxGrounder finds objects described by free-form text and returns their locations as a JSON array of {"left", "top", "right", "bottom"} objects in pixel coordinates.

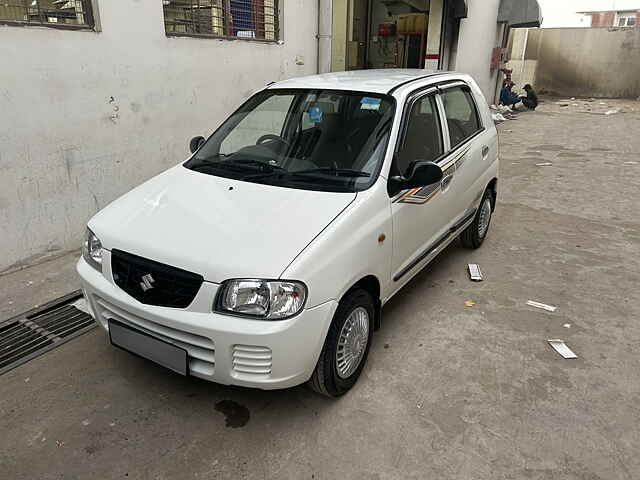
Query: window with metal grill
[
  {"left": 0, "top": 0, "right": 95, "bottom": 29},
  {"left": 617, "top": 13, "right": 637, "bottom": 27},
  {"left": 162, "top": 0, "right": 278, "bottom": 41}
]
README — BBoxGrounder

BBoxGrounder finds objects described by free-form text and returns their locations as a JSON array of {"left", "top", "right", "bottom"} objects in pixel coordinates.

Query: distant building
[{"left": 579, "top": 9, "right": 640, "bottom": 27}]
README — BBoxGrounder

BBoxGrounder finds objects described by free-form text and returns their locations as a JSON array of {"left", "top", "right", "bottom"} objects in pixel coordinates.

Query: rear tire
[
  {"left": 460, "top": 189, "right": 493, "bottom": 249},
  {"left": 309, "top": 289, "right": 374, "bottom": 397}
]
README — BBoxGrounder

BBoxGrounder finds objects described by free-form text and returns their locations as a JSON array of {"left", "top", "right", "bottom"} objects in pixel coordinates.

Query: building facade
[
  {"left": 0, "top": 0, "right": 317, "bottom": 273},
  {"left": 580, "top": 9, "right": 639, "bottom": 27},
  {"left": 1, "top": 0, "right": 539, "bottom": 273}
]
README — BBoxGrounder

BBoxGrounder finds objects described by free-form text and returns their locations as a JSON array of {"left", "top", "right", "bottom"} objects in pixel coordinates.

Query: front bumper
[{"left": 77, "top": 252, "right": 337, "bottom": 389}]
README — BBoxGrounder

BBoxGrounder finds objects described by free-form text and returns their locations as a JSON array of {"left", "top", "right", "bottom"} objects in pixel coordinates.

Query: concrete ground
[
  {"left": 2, "top": 98, "right": 640, "bottom": 479},
  {"left": 0, "top": 250, "right": 80, "bottom": 322}
]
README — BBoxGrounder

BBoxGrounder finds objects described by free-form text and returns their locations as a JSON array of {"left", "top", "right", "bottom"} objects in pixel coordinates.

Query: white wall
[
  {"left": 508, "top": 27, "right": 640, "bottom": 98},
  {"left": 0, "top": 0, "right": 318, "bottom": 273},
  {"left": 331, "top": 0, "right": 348, "bottom": 71},
  {"left": 425, "top": 0, "right": 443, "bottom": 70},
  {"left": 453, "top": 0, "right": 501, "bottom": 101}
]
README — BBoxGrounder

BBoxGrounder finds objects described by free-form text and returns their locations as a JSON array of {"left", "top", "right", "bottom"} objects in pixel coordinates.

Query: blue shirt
[{"left": 500, "top": 87, "right": 519, "bottom": 106}]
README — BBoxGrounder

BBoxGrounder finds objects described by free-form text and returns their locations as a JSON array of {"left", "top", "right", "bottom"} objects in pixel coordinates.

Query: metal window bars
[
  {"left": 163, "top": 0, "right": 278, "bottom": 41},
  {"left": 0, "top": 0, "right": 94, "bottom": 27}
]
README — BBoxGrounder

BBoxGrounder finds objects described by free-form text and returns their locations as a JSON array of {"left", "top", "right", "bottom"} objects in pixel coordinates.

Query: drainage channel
[{"left": 0, "top": 290, "right": 96, "bottom": 375}]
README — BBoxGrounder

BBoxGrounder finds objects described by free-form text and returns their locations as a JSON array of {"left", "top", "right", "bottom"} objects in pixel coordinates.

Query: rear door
[{"left": 436, "top": 83, "right": 493, "bottom": 226}]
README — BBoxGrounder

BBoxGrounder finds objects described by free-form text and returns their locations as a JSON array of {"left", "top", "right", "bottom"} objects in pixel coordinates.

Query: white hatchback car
[{"left": 78, "top": 70, "right": 498, "bottom": 397}]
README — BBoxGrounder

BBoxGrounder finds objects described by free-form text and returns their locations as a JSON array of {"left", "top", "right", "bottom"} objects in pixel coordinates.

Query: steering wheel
[{"left": 256, "top": 134, "right": 290, "bottom": 148}]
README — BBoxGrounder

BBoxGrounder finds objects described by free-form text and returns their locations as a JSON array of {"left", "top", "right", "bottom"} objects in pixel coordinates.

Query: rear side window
[{"left": 441, "top": 87, "right": 482, "bottom": 148}]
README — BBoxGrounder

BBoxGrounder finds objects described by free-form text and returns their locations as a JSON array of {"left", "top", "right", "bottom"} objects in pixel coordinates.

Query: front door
[{"left": 390, "top": 91, "right": 450, "bottom": 286}]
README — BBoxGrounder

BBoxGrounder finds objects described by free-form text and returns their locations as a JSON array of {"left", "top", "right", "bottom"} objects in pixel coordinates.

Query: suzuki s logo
[{"left": 139, "top": 273, "right": 155, "bottom": 292}]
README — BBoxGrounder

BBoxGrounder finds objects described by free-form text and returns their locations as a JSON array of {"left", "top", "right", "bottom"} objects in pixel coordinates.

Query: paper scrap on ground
[
  {"left": 527, "top": 300, "right": 557, "bottom": 312},
  {"left": 536, "top": 162, "right": 553, "bottom": 167},
  {"left": 468, "top": 264, "right": 483, "bottom": 281},
  {"left": 71, "top": 297, "right": 89, "bottom": 314},
  {"left": 492, "top": 113, "right": 507, "bottom": 123},
  {"left": 548, "top": 339, "right": 578, "bottom": 359},
  {"left": 464, "top": 300, "right": 476, "bottom": 307}
]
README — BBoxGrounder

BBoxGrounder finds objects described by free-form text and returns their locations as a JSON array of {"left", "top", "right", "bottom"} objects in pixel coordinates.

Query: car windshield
[{"left": 185, "top": 89, "right": 395, "bottom": 192}]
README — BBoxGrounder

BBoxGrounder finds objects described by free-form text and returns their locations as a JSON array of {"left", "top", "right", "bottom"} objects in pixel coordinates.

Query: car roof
[{"left": 267, "top": 69, "right": 456, "bottom": 95}]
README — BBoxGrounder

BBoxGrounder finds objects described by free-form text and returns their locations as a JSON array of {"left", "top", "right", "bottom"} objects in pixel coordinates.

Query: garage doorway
[{"left": 345, "top": 0, "right": 431, "bottom": 70}]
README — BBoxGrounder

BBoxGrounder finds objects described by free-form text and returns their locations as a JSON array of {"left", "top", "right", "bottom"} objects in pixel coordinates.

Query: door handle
[
  {"left": 441, "top": 174, "right": 454, "bottom": 190},
  {"left": 482, "top": 145, "right": 490, "bottom": 159}
]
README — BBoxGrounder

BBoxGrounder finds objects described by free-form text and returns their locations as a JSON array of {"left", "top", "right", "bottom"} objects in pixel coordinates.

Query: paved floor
[
  {"left": 0, "top": 250, "right": 80, "bottom": 322},
  {"left": 2, "top": 99, "right": 640, "bottom": 479}
]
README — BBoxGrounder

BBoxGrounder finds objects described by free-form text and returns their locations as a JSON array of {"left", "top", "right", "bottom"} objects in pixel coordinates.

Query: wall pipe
[{"left": 318, "top": 0, "right": 333, "bottom": 73}]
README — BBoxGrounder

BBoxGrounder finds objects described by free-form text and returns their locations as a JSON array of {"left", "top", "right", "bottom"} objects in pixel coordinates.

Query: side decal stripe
[{"left": 393, "top": 145, "right": 470, "bottom": 205}]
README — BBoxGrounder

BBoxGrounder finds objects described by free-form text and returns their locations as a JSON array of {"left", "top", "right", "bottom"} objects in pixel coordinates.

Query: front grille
[
  {"left": 96, "top": 297, "right": 215, "bottom": 377},
  {"left": 111, "top": 250, "right": 203, "bottom": 308},
  {"left": 232, "top": 345, "right": 272, "bottom": 376}
]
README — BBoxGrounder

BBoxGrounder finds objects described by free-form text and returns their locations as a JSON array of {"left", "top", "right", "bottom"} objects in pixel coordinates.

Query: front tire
[
  {"left": 309, "top": 289, "right": 374, "bottom": 397},
  {"left": 460, "top": 189, "right": 493, "bottom": 249}
]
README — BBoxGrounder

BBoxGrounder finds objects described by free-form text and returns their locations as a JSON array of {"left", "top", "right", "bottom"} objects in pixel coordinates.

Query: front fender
[{"left": 280, "top": 178, "right": 393, "bottom": 308}]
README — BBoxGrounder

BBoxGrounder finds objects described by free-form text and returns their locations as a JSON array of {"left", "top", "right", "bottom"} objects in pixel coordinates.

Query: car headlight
[
  {"left": 82, "top": 228, "right": 103, "bottom": 271},
  {"left": 216, "top": 279, "right": 307, "bottom": 320}
]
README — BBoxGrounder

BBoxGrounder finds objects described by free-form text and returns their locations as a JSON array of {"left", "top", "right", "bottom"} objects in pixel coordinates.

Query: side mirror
[
  {"left": 404, "top": 161, "right": 444, "bottom": 188},
  {"left": 189, "top": 136, "right": 205, "bottom": 154}
]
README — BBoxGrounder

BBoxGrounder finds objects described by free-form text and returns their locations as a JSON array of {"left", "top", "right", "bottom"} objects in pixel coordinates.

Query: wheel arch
[
  {"left": 344, "top": 275, "right": 382, "bottom": 331},
  {"left": 487, "top": 177, "right": 498, "bottom": 211}
]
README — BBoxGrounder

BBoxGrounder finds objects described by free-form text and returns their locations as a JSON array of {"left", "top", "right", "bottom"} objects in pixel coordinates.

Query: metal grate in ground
[{"left": 0, "top": 291, "right": 96, "bottom": 375}]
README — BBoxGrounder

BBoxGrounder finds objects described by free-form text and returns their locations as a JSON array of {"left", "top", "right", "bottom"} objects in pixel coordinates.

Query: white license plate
[{"left": 109, "top": 320, "right": 188, "bottom": 376}]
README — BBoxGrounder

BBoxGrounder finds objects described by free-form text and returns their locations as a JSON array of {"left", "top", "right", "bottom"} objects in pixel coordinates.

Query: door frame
[{"left": 346, "top": 0, "right": 370, "bottom": 69}]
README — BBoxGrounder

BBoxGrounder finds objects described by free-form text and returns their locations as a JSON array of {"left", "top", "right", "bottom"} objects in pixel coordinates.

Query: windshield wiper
[
  {"left": 190, "top": 157, "right": 284, "bottom": 174},
  {"left": 226, "top": 158, "right": 286, "bottom": 171},
  {"left": 240, "top": 169, "right": 366, "bottom": 185},
  {"left": 240, "top": 170, "right": 289, "bottom": 181},
  {"left": 293, "top": 168, "right": 371, "bottom": 178},
  {"left": 187, "top": 153, "right": 227, "bottom": 169}
]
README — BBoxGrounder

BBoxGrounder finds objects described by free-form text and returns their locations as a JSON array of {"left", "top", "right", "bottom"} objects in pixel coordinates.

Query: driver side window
[
  {"left": 220, "top": 94, "right": 294, "bottom": 155},
  {"left": 394, "top": 94, "right": 443, "bottom": 177}
]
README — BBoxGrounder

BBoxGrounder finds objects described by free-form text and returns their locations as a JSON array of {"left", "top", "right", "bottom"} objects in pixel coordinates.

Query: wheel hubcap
[
  {"left": 336, "top": 307, "right": 370, "bottom": 379},
  {"left": 478, "top": 198, "right": 492, "bottom": 238}
]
